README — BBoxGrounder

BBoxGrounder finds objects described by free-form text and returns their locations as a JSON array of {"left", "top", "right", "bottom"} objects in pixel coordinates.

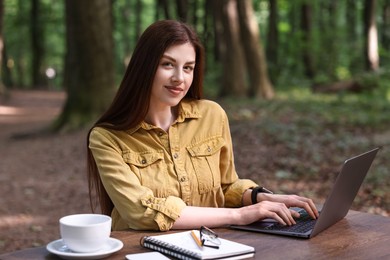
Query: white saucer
[{"left": 46, "top": 238, "right": 123, "bottom": 260}]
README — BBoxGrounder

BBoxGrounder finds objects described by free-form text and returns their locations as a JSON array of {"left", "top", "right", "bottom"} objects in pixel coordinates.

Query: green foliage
[
  {"left": 221, "top": 77, "right": 390, "bottom": 172},
  {"left": 4, "top": 0, "right": 65, "bottom": 88},
  {"left": 4, "top": 0, "right": 32, "bottom": 87},
  {"left": 112, "top": 0, "right": 157, "bottom": 80},
  {"left": 220, "top": 83, "right": 390, "bottom": 212},
  {"left": 2, "top": 0, "right": 390, "bottom": 94}
]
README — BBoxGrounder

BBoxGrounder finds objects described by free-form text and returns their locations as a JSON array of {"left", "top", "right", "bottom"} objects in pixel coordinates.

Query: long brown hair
[{"left": 87, "top": 20, "right": 205, "bottom": 216}]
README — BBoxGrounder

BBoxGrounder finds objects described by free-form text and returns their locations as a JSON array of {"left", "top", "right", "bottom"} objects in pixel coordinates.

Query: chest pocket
[
  {"left": 187, "top": 137, "right": 225, "bottom": 194},
  {"left": 122, "top": 151, "right": 169, "bottom": 196}
]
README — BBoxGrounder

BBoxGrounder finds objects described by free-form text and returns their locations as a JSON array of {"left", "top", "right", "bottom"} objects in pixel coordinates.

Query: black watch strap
[{"left": 251, "top": 186, "right": 273, "bottom": 204}]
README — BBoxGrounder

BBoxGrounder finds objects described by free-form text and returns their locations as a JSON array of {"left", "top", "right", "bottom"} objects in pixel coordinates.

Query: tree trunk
[
  {"left": 236, "top": 0, "right": 274, "bottom": 99},
  {"left": 54, "top": 0, "right": 115, "bottom": 131},
  {"left": 267, "top": 0, "right": 278, "bottom": 84},
  {"left": 13, "top": 0, "right": 28, "bottom": 88},
  {"left": 135, "top": 0, "right": 142, "bottom": 40},
  {"left": 323, "top": 1, "right": 338, "bottom": 79},
  {"left": 216, "top": 0, "right": 246, "bottom": 97},
  {"left": 2, "top": 45, "right": 13, "bottom": 89},
  {"left": 0, "top": 0, "right": 5, "bottom": 95},
  {"left": 312, "top": 80, "right": 365, "bottom": 93},
  {"left": 176, "top": 0, "right": 188, "bottom": 22},
  {"left": 192, "top": 0, "right": 199, "bottom": 27},
  {"left": 202, "top": 0, "right": 213, "bottom": 55},
  {"left": 300, "top": 2, "right": 315, "bottom": 78},
  {"left": 120, "top": 0, "right": 132, "bottom": 69},
  {"left": 31, "top": 0, "right": 47, "bottom": 88},
  {"left": 212, "top": 0, "right": 223, "bottom": 62},
  {"left": 364, "top": 0, "right": 379, "bottom": 71},
  {"left": 383, "top": 0, "right": 390, "bottom": 50},
  {"left": 347, "top": 0, "right": 358, "bottom": 42},
  {"left": 156, "top": 0, "right": 171, "bottom": 20}
]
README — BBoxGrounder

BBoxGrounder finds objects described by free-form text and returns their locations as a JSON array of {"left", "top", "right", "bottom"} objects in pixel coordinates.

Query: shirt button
[
  {"left": 141, "top": 159, "right": 147, "bottom": 164},
  {"left": 173, "top": 153, "right": 178, "bottom": 159},
  {"left": 180, "top": 177, "right": 186, "bottom": 182},
  {"left": 158, "top": 132, "right": 164, "bottom": 136},
  {"left": 207, "top": 146, "right": 212, "bottom": 152}
]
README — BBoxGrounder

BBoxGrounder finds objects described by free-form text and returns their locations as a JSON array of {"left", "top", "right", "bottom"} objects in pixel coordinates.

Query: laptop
[{"left": 230, "top": 147, "right": 380, "bottom": 239}]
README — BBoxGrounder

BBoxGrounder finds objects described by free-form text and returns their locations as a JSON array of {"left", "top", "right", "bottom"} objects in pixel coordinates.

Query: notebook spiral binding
[{"left": 141, "top": 236, "right": 202, "bottom": 260}]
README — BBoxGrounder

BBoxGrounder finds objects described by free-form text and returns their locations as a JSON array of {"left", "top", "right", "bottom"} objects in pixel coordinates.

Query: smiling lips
[{"left": 165, "top": 85, "right": 183, "bottom": 95}]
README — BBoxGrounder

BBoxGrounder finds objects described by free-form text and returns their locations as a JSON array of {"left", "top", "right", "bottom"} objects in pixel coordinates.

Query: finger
[
  {"left": 301, "top": 201, "right": 318, "bottom": 219},
  {"left": 303, "top": 198, "right": 319, "bottom": 219},
  {"left": 258, "top": 201, "right": 297, "bottom": 226},
  {"left": 260, "top": 202, "right": 291, "bottom": 225},
  {"left": 292, "top": 197, "right": 319, "bottom": 219},
  {"left": 266, "top": 211, "right": 286, "bottom": 226},
  {"left": 290, "top": 209, "right": 300, "bottom": 219},
  {"left": 274, "top": 204, "right": 296, "bottom": 226},
  {"left": 309, "top": 200, "right": 320, "bottom": 218},
  {"left": 287, "top": 210, "right": 296, "bottom": 225}
]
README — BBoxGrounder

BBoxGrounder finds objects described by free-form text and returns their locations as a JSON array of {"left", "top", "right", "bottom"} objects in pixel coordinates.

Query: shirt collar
[
  {"left": 127, "top": 99, "right": 202, "bottom": 134},
  {"left": 177, "top": 98, "right": 202, "bottom": 122}
]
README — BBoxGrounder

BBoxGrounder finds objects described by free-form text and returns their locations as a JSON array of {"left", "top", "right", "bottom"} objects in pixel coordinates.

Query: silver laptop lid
[{"left": 311, "top": 147, "right": 380, "bottom": 237}]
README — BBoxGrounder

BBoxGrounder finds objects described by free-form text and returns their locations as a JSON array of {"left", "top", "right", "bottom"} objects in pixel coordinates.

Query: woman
[{"left": 87, "top": 20, "right": 319, "bottom": 231}]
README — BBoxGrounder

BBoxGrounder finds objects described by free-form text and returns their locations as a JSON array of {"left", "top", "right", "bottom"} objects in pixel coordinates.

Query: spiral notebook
[{"left": 140, "top": 230, "right": 255, "bottom": 260}]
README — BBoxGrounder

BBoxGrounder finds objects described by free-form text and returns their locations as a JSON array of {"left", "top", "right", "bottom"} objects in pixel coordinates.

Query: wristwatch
[{"left": 251, "top": 186, "right": 273, "bottom": 204}]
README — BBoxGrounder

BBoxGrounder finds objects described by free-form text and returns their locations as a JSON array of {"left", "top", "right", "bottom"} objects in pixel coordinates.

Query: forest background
[{"left": 0, "top": 0, "right": 389, "bottom": 254}]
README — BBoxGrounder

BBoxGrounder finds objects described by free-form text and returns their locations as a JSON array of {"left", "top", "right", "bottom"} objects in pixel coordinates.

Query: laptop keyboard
[{"left": 264, "top": 210, "right": 317, "bottom": 233}]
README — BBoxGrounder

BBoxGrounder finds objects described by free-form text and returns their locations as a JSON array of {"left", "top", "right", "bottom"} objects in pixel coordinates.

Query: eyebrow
[{"left": 162, "top": 54, "right": 196, "bottom": 65}]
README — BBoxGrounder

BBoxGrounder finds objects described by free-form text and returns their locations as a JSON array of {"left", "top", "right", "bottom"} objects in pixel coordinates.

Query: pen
[{"left": 191, "top": 230, "right": 203, "bottom": 248}]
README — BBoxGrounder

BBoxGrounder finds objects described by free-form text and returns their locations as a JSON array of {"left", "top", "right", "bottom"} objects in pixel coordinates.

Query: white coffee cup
[{"left": 59, "top": 214, "right": 112, "bottom": 253}]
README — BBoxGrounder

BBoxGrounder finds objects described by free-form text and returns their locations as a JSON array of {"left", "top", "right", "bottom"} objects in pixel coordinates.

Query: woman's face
[{"left": 150, "top": 42, "right": 196, "bottom": 110}]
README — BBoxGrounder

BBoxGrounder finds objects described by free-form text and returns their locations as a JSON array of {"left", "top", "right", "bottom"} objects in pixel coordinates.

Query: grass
[{"left": 217, "top": 86, "right": 390, "bottom": 215}]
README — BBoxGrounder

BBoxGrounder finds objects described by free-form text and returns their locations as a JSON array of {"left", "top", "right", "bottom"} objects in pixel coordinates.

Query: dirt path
[{"left": 0, "top": 90, "right": 91, "bottom": 253}]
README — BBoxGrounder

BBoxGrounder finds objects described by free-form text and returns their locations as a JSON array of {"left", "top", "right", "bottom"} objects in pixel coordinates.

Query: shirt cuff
[
  {"left": 224, "top": 179, "right": 258, "bottom": 207},
  {"left": 141, "top": 195, "right": 187, "bottom": 231}
]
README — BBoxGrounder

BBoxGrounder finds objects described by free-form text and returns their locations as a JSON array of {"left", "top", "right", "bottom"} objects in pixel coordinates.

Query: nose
[{"left": 171, "top": 69, "right": 184, "bottom": 83}]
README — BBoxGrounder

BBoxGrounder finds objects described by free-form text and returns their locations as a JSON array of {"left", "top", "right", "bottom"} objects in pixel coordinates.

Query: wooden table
[{"left": 1, "top": 210, "right": 389, "bottom": 259}]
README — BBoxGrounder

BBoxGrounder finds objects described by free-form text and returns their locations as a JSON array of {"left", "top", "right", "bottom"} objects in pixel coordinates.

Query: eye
[
  {"left": 161, "top": 61, "right": 174, "bottom": 68},
  {"left": 184, "top": 65, "right": 194, "bottom": 72}
]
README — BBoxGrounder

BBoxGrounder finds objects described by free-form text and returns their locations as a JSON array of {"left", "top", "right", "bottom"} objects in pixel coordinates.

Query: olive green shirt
[{"left": 89, "top": 99, "right": 258, "bottom": 231}]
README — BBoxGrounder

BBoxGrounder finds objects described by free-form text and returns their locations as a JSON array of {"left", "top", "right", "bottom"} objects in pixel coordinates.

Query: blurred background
[{"left": 0, "top": 0, "right": 389, "bottom": 254}]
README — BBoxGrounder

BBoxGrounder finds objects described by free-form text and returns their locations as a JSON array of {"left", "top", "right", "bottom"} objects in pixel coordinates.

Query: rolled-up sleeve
[
  {"left": 224, "top": 179, "right": 257, "bottom": 207},
  {"left": 89, "top": 128, "right": 186, "bottom": 231},
  {"left": 218, "top": 109, "right": 258, "bottom": 207}
]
